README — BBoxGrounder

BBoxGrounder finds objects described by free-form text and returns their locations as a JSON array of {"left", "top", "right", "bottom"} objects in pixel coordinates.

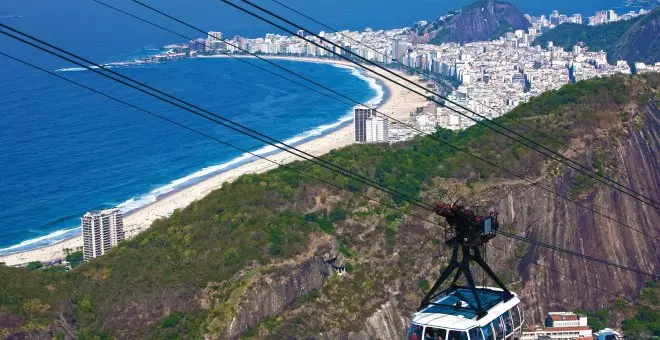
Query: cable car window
[
  {"left": 503, "top": 311, "right": 513, "bottom": 335},
  {"left": 491, "top": 316, "right": 505, "bottom": 340},
  {"left": 447, "top": 330, "right": 469, "bottom": 340},
  {"left": 423, "top": 327, "right": 447, "bottom": 340},
  {"left": 469, "top": 327, "right": 484, "bottom": 340},
  {"left": 407, "top": 324, "right": 423, "bottom": 340},
  {"left": 481, "top": 324, "right": 494, "bottom": 340},
  {"left": 511, "top": 307, "right": 521, "bottom": 329}
]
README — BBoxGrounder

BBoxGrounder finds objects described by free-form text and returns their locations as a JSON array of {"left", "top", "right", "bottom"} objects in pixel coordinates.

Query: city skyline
[{"left": 170, "top": 3, "right": 657, "bottom": 140}]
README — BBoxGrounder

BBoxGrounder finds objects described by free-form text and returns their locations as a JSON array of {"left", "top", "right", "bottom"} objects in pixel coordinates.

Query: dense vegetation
[
  {"left": 578, "top": 281, "right": 660, "bottom": 337},
  {"left": 534, "top": 20, "right": 635, "bottom": 54},
  {"left": 0, "top": 74, "right": 658, "bottom": 338},
  {"left": 533, "top": 8, "right": 660, "bottom": 64}
]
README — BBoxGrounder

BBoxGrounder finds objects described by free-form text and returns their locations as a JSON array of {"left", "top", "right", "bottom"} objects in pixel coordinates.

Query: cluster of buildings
[
  {"left": 81, "top": 208, "right": 125, "bottom": 260},
  {"left": 585, "top": 8, "right": 649, "bottom": 25},
  {"left": 526, "top": 8, "right": 651, "bottom": 33},
  {"left": 523, "top": 312, "right": 621, "bottom": 340},
  {"left": 177, "top": 10, "right": 657, "bottom": 138}
]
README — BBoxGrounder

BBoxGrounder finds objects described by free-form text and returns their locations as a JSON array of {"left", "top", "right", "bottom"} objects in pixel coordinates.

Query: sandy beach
[{"left": 0, "top": 56, "right": 431, "bottom": 267}]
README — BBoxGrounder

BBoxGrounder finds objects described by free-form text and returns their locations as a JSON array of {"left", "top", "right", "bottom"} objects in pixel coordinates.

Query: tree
[
  {"left": 329, "top": 208, "right": 347, "bottom": 222},
  {"left": 26, "top": 261, "right": 42, "bottom": 271},
  {"left": 66, "top": 251, "right": 84, "bottom": 268},
  {"left": 223, "top": 249, "right": 240, "bottom": 266}
]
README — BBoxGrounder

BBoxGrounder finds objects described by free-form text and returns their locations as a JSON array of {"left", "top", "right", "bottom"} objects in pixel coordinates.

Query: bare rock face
[
  {"left": 312, "top": 299, "right": 408, "bottom": 340},
  {"left": 224, "top": 235, "right": 342, "bottom": 339},
  {"left": 310, "top": 102, "right": 660, "bottom": 338},
  {"left": 348, "top": 299, "right": 408, "bottom": 340},
  {"left": 452, "top": 102, "right": 660, "bottom": 324}
]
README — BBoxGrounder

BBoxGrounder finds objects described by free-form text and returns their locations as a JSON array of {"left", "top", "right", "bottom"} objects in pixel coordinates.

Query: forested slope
[
  {"left": 1, "top": 74, "right": 659, "bottom": 339},
  {"left": 534, "top": 8, "right": 660, "bottom": 64}
]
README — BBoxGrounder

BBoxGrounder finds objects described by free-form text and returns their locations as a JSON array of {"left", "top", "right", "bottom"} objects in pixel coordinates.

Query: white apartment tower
[
  {"left": 365, "top": 115, "right": 389, "bottom": 143},
  {"left": 205, "top": 31, "right": 225, "bottom": 52},
  {"left": 82, "top": 208, "right": 125, "bottom": 260},
  {"left": 354, "top": 108, "right": 389, "bottom": 143}
]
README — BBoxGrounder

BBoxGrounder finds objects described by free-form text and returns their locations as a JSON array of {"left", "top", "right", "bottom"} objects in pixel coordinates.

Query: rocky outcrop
[
  {"left": 224, "top": 235, "right": 342, "bottom": 339},
  {"left": 415, "top": 0, "right": 530, "bottom": 44},
  {"left": 307, "top": 101, "right": 660, "bottom": 338},
  {"left": 508, "top": 102, "right": 660, "bottom": 323},
  {"left": 349, "top": 299, "right": 408, "bottom": 340}
]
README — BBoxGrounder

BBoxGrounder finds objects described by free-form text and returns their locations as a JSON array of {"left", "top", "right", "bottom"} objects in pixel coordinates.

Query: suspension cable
[
  {"left": 120, "top": 0, "right": 660, "bottom": 240},
  {"left": 220, "top": 0, "right": 660, "bottom": 209},
  {"left": 266, "top": 0, "right": 654, "bottom": 194},
  {"left": 2, "top": 25, "right": 656, "bottom": 279}
]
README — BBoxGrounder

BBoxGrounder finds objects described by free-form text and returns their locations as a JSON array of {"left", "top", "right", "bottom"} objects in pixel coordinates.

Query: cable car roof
[{"left": 411, "top": 287, "right": 521, "bottom": 330}]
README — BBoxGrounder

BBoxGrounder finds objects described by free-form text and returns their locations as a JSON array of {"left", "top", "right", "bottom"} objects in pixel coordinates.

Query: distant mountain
[
  {"left": 610, "top": 8, "right": 660, "bottom": 64},
  {"left": 414, "top": 0, "right": 531, "bottom": 45},
  {"left": 533, "top": 8, "right": 659, "bottom": 64}
]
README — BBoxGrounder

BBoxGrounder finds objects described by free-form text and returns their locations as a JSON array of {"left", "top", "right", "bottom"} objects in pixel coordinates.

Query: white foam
[
  {"left": 331, "top": 64, "right": 386, "bottom": 107},
  {"left": 115, "top": 64, "right": 385, "bottom": 215},
  {"left": 55, "top": 66, "right": 100, "bottom": 72},
  {"left": 54, "top": 60, "right": 145, "bottom": 73},
  {"left": 117, "top": 110, "right": 359, "bottom": 215},
  {"left": 0, "top": 226, "right": 80, "bottom": 254},
  {"left": 4, "top": 57, "right": 386, "bottom": 255}
]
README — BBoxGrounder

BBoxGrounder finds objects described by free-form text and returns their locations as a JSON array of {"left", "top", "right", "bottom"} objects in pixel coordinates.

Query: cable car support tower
[{"left": 419, "top": 203, "right": 514, "bottom": 320}]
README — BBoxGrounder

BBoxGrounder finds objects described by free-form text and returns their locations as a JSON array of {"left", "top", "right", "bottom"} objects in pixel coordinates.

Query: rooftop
[{"left": 412, "top": 287, "right": 520, "bottom": 330}]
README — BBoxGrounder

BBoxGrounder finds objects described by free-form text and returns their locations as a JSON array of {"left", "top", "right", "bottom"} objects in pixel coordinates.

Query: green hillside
[
  {"left": 1, "top": 74, "right": 658, "bottom": 338},
  {"left": 533, "top": 21, "right": 634, "bottom": 53},
  {"left": 533, "top": 8, "right": 660, "bottom": 64}
]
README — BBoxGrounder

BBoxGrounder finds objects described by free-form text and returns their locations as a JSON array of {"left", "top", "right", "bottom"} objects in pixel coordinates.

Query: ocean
[
  {"left": 0, "top": 56, "right": 382, "bottom": 253},
  {"left": 0, "top": 0, "right": 645, "bottom": 253}
]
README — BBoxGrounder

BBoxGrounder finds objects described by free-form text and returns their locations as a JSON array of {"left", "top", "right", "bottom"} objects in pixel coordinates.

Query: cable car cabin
[{"left": 407, "top": 287, "right": 523, "bottom": 340}]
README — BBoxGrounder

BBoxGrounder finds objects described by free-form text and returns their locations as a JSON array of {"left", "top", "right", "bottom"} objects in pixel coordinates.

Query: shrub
[
  {"left": 317, "top": 218, "right": 335, "bottom": 234},
  {"left": 26, "top": 261, "right": 42, "bottom": 271},
  {"left": 419, "top": 278, "right": 430, "bottom": 292},
  {"left": 344, "top": 262, "right": 354, "bottom": 273},
  {"left": 329, "top": 208, "right": 347, "bottom": 222},
  {"left": 22, "top": 299, "right": 50, "bottom": 316},
  {"left": 66, "top": 251, "right": 84, "bottom": 268},
  {"left": 304, "top": 211, "right": 321, "bottom": 222},
  {"left": 223, "top": 249, "right": 240, "bottom": 266}
]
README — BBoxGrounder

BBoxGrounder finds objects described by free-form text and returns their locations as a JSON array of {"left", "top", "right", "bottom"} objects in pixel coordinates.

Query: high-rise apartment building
[
  {"left": 354, "top": 108, "right": 388, "bottom": 143},
  {"left": 392, "top": 38, "right": 409, "bottom": 63},
  {"left": 82, "top": 208, "right": 125, "bottom": 260},
  {"left": 205, "top": 31, "right": 225, "bottom": 52},
  {"left": 571, "top": 13, "right": 583, "bottom": 24},
  {"left": 365, "top": 115, "right": 389, "bottom": 143},
  {"left": 606, "top": 10, "right": 618, "bottom": 22},
  {"left": 354, "top": 108, "right": 372, "bottom": 142}
]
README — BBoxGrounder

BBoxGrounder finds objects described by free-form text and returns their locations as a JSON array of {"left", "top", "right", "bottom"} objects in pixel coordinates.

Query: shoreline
[{"left": 0, "top": 56, "right": 431, "bottom": 267}]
